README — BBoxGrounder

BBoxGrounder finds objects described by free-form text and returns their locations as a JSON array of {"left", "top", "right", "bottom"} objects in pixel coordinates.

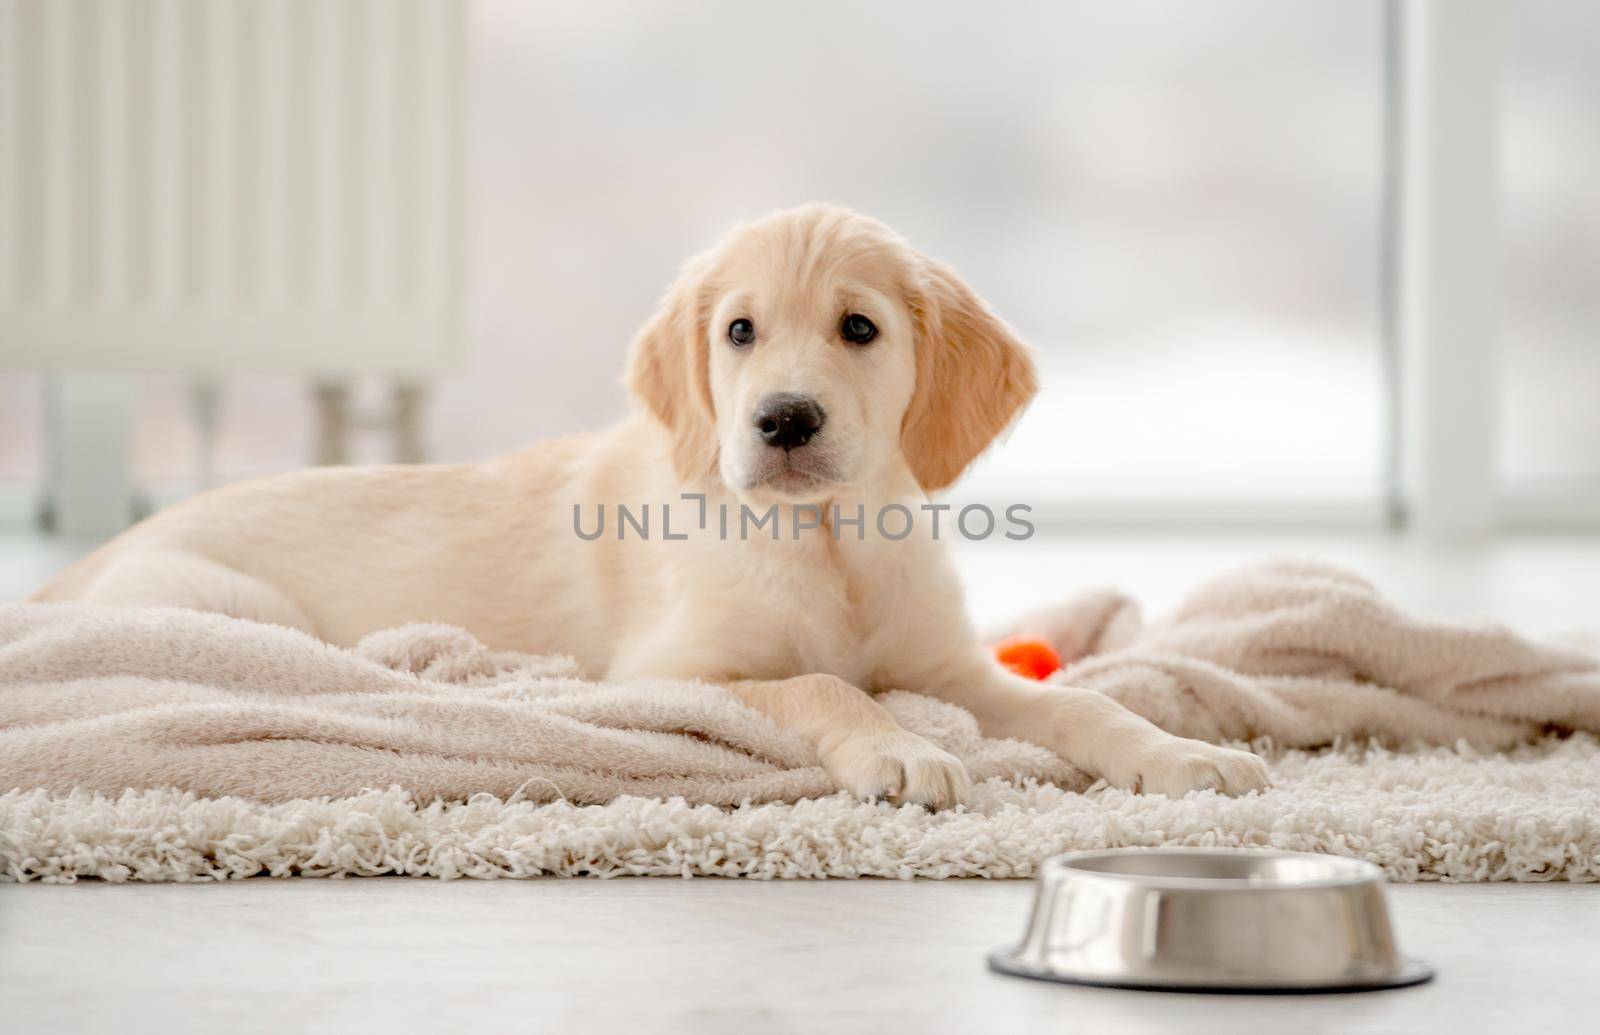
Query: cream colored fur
[{"left": 31, "top": 204, "right": 1268, "bottom": 806}]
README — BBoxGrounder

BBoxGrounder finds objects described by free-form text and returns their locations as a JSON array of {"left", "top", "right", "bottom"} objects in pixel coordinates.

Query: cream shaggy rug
[
  {"left": 4, "top": 560, "right": 1599, "bottom": 882},
  {"left": 5, "top": 736, "right": 1596, "bottom": 882}
]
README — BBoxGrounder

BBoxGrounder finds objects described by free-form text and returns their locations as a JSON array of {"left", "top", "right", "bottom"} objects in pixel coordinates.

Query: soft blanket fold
[
  {"left": 1003, "top": 559, "right": 1600, "bottom": 747},
  {"left": 3, "top": 559, "right": 1599, "bottom": 882},
  {"left": 0, "top": 601, "right": 1075, "bottom": 804}
]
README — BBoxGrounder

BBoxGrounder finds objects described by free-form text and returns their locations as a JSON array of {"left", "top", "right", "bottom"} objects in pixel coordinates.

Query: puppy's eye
[
  {"left": 840, "top": 314, "right": 877, "bottom": 345},
  {"left": 728, "top": 319, "right": 756, "bottom": 347}
]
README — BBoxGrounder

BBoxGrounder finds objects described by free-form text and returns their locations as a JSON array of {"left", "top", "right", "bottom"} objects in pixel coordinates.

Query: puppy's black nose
[{"left": 753, "top": 393, "right": 826, "bottom": 451}]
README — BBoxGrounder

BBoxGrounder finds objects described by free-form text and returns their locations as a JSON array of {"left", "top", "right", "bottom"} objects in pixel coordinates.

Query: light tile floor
[{"left": 4, "top": 528, "right": 1599, "bottom": 1033}]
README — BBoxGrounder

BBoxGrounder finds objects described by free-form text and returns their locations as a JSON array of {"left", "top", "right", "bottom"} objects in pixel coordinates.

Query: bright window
[{"left": 1500, "top": 0, "right": 1600, "bottom": 497}]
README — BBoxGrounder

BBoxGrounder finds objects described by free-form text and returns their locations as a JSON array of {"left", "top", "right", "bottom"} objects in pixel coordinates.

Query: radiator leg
[
  {"left": 188, "top": 379, "right": 222, "bottom": 490},
  {"left": 43, "top": 376, "right": 139, "bottom": 540},
  {"left": 312, "top": 381, "right": 351, "bottom": 467},
  {"left": 392, "top": 381, "right": 428, "bottom": 463}
]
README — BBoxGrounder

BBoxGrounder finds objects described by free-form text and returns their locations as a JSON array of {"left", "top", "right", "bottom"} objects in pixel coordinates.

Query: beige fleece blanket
[{"left": 3, "top": 560, "right": 1598, "bottom": 807}]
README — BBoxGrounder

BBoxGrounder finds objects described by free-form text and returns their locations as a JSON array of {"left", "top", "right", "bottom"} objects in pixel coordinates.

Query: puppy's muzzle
[{"left": 753, "top": 393, "right": 826, "bottom": 452}]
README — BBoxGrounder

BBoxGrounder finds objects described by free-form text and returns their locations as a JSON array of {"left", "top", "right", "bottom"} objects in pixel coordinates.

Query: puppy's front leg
[
  {"left": 927, "top": 659, "right": 1269, "bottom": 797},
  {"left": 726, "top": 675, "right": 971, "bottom": 809}
]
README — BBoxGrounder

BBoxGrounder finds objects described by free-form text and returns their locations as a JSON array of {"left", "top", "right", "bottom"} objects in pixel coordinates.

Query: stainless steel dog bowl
[{"left": 990, "top": 848, "right": 1433, "bottom": 993}]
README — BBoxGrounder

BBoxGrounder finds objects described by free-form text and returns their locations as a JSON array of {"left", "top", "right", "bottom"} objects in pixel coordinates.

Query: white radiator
[{"left": 0, "top": 0, "right": 468, "bottom": 376}]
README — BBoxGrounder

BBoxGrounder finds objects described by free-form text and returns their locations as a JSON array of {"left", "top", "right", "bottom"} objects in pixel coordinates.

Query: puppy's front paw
[
  {"left": 1109, "top": 738, "right": 1270, "bottom": 797},
  {"left": 821, "top": 730, "right": 972, "bottom": 809}
]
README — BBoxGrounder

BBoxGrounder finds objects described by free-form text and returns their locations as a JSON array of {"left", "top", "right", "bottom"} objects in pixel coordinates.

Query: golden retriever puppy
[{"left": 33, "top": 204, "right": 1268, "bottom": 806}]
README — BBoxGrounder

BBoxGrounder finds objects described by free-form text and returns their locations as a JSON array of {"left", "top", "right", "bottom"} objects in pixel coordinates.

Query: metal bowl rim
[
  {"left": 1043, "top": 847, "right": 1386, "bottom": 892},
  {"left": 986, "top": 948, "right": 1435, "bottom": 994}
]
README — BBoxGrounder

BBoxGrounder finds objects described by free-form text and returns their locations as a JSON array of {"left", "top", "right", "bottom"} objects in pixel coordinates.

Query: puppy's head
[{"left": 626, "top": 204, "right": 1036, "bottom": 501}]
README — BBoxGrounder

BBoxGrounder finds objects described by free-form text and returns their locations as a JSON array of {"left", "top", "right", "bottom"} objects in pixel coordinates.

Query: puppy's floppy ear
[
  {"left": 901, "top": 258, "right": 1039, "bottom": 492},
  {"left": 625, "top": 259, "right": 719, "bottom": 482}
]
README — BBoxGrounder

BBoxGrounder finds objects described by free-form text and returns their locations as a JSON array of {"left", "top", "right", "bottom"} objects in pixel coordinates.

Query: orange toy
[{"left": 992, "top": 636, "right": 1063, "bottom": 681}]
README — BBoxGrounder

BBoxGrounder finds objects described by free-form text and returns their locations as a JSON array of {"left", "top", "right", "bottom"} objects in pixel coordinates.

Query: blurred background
[{"left": 1, "top": 0, "right": 1597, "bottom": 623}]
